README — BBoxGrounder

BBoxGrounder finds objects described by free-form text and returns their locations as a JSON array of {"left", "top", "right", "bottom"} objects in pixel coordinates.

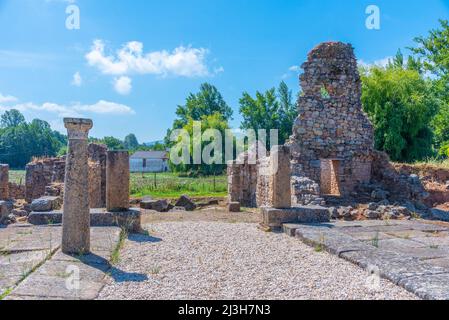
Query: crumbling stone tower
[{"left": 289, "top": 42, "right": 374, "bottom": 200}]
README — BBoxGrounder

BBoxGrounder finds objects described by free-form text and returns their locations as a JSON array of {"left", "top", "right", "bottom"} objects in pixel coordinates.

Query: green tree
[
  {"left": 409, "top": 19, "right": 449, "bottom": 155},
  {"left": 165, "top": 83, "right": 232, "bottom": 175},
  {"left": 102, "top": 136, "right": 124, "bottom": 150},
  {"left": 1, "top": 109, "right": 25, "bottom": 128},
  {"left": 171, "top": 83, "right": 232, "bottom": 130},
  {"left": 361, "top": 65, "right": 439, "bottom": 162},
  {"left": 170, "top": 113, "right": 230, "bottom": 176},
  {"left": 124, "top": 133, "right": 139, "bottom": 150},
  {"left": 0, "top": 110, "right": 65, "bottom": 168},
  {"left": 239, "top": 81, "right": 296, "bottom": 147}
]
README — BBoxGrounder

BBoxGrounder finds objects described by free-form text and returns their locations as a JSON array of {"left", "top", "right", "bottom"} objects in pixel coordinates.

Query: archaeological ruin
[{"left": 228, "top": 41, "right": 430, "bottom": 227}]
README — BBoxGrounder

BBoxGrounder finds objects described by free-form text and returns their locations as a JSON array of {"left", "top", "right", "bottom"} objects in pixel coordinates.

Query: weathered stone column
[
  {"left": 106, "top": 151, "right": 130, "bottom": 212},
  {"left": 270, "top": 145, "right": 291, "bottom": 209},
  {"left": 0, "top": 164, "right": 9, "bottom": 200},
  {"left": 62, "top": 118, "right": 93, "bottom": 255}
]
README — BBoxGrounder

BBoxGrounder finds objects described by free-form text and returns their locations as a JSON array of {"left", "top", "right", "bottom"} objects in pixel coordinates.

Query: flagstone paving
[
  {"left": 0, "top": 224, "right": 123, "bottom": 300},
  {"left": 284, "top": 219, "right": 449, "bottom": 299}
]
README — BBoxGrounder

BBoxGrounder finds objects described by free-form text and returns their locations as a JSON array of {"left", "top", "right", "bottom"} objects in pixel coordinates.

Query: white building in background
[{"left": 130, "top": 151, "right": 169, "bottom": 173}]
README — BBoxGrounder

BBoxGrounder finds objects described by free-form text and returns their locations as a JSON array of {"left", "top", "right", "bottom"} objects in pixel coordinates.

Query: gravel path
[{"left": 98, "top": 222, "right": 417, "bottom": 300}]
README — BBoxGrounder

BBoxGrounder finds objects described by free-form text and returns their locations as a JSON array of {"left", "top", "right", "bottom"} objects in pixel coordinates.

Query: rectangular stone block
[
  {"left": 0, "top": 164, "right": 9, "bottom": 200},
  {"left": 28, "top": 209, "right": 141, "bottom": 233},
  {"left": 270, "top": 145, "right": 292, "bottom": 208},
  {"left": 106, "top": 151, "right": 130, "bottom": 212},
  {"left": 262, "top": 205, "right": 330, "bottom": 229}
]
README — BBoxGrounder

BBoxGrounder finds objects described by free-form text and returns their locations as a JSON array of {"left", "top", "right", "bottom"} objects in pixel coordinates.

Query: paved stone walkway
[
  {"left": 0, "top": 224, "right": 121, "bottom": 300},
  {"left": 284, "top": 219, "right": 449, "bottom": 300}
]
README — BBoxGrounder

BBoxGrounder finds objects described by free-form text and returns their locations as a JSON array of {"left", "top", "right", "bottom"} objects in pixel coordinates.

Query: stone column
[
  {"left": 62, "top": 118, "right": 93, "bottom": 255},
  {"left": 0, "top": 164, "right": 9, "bottom": 200},
  {"left": 270, "top": 145, "right": 291, "bottom": 209},
  {"left": 106, "top": 151, "right": 130, "bottom": 212}
]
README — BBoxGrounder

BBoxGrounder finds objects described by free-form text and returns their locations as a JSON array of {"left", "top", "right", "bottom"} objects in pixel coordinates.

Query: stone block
[
  {"left": 261, "top": 205, "right": 330, "bottom": 229},
  {"left": 228, "top": 201, "right": 241, "bottom": 212},
  {"left": 0, "top": 200, "right": 13, "bottom": 223},
  {"left": 270, "top": 145, "right": 292, "bottom": 208},
  {"left": 31, "top": 196, "right": 62, "bottom": 212},
  {"left": 28, "top": 208, "right": 141, "bottom": 233},
  {"left": 106, "top": 151, "right": 130, "bottom": 212},
  {"left": 0, "top": 164, "right": 9, "bottom": 200},
  {"left": 431, "top": 208, "right": 449, "bottom": 222},
  {"left": 140, "top": 199, "right": 169, "bottom": 212},
  {"left": 175, "top": 195, "right": 196, "bottom": 211}
]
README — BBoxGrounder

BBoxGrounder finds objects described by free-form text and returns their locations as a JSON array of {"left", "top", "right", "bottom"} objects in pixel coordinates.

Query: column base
[
  {"left": 28, "top": 208, "right": 141, "bottom": 233},
  {"left": 261, "top": 205, "right": 330, "bottom": 230}
]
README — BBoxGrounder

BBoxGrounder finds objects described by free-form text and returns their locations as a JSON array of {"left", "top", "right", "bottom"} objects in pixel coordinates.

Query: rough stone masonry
[
  {"left": 228, "top": 41, "right": 428, "bottom": 212},
  {"left": 0, "top": 164, "right": 9, "bottom": 200},
  {"left": 106, "top": 151, "right": 130, "bottom": 212},
  {"left": 62, "top": 118, "right": 93, "bottom": 255},
  {"left": 288, "top": 42, "right": 374, "bottom": 202}
]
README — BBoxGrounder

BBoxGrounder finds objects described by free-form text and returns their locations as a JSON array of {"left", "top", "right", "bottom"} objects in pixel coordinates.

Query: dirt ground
[{"left": 141, "top": 206, "right": 262, "bottom": 224}]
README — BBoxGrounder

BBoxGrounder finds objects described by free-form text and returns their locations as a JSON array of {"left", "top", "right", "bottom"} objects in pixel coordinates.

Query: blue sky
[{"left": 0, "top": 0, "right": 448, "bottom": 142}]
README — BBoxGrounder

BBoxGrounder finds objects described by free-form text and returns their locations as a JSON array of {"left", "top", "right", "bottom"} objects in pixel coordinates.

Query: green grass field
[
  {"left": 9, "top": 170, "right": 227, "bottom": 198},
  {"left": 130, "top": 172, "right": 227, "bottom": 198}
]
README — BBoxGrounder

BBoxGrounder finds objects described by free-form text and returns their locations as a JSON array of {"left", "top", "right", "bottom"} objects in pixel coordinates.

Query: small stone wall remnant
[
  {"left": 106, "top": 151, "right": 130, "bottom": 212},
  {"left": 25, "top": 157, "right": 65, "bottom": 203},
  {"left": 0, "top": 164, "right": 9, "bottom": 200},
  {"left": 88, "top": 161, "right": 103, "bottom": 208},
  {"left": 256, "top": 146, "right": 291, "bottom": 208},
  {"left": 9, "top": 183, "right": 25, "bottom": 199},
  {"left": 24, "top": 143, "right": 106, "bottom": 205},
  {"left": 88, "top": 143, "right": 107, "bottom": 207},
  {"left": 228, "top": 142, "right": 266, "bottom": 208}
]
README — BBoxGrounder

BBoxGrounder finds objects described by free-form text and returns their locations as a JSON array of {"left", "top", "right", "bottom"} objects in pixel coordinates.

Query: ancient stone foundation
[
  {"left": 0, "top": 164, "right": 9, "bottom": 200},
  {"left": 106, "top": 151, "right": 130, "bottom": 212}
]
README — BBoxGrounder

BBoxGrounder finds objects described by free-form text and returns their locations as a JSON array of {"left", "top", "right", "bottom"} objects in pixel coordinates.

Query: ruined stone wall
[
  {"left": 371, "top": 151, "right": 428, "bottom": 202},
  {"left": 9, "top": 182, "right": 25, "bottom": 199},
  {"left": 24, "top": 143, "right": 107, "bottom": 204},
  {"left": 88, "top": 143, "right": 107, "bottom": 207},
  {"left": 25, "top": 158, "right": 65, "bottom": 203},
  {"left": 0, "top": 164, "right": 9, "bottom": 200},
  {"left": 88, "top": 161, "right": 103, "bottom": 208},
  {"left": 227, "top": 157, "right": 258, "bottom": 208},
  {"left": 288, "top": 42, "right": 374, "bottom": 201},
  {"left": 256, "top": 156, "right": 271, "bottom": 207},
  {"left": 256, "top": 146, "right": 291, "bottom": 208},
  {"left": 227, "top": 143, "right": 266, "bottom": 208}
]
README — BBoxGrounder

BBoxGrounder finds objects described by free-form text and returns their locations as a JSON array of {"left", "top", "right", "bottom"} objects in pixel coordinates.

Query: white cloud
[
  {"left": 358, "top": 57, "right": 392, "bottom": 68},
  {"left": 74, "top": 100, "right": 135, "bottom": 115},
  {"left": 288, "top": 65, "right": 301, "bottom": 72},
  {"left": 113, "top": 76, "right": 132, "bottom": 95},
  {"left": 85, "top": 40, "right": 216, "bottom": 78},
  {"left": 0, "top": 93, "right": 18, "bottom": 103},
  {"left": 71, "top": 71, "right": 82, "bottom": 87},
  {"left": 282, "top": 65, "right": 302, "bottom": 79},
  {"left": 0, "top": 100, "right": 135, "bottom": 118}
]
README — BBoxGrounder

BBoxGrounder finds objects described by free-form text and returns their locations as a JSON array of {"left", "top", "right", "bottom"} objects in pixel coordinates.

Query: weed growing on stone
[
  {"left": 371, "top": 232, "right": 380, "bottom": 248},
  {"left": 315, "top": 234, "right": 325, "bottom": 253},
  {"left": 0, "top": 288, "right": 12, "bottom": 300},
  {"left": 111, "top": 228, "right": 127, "bottom": 265}
]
